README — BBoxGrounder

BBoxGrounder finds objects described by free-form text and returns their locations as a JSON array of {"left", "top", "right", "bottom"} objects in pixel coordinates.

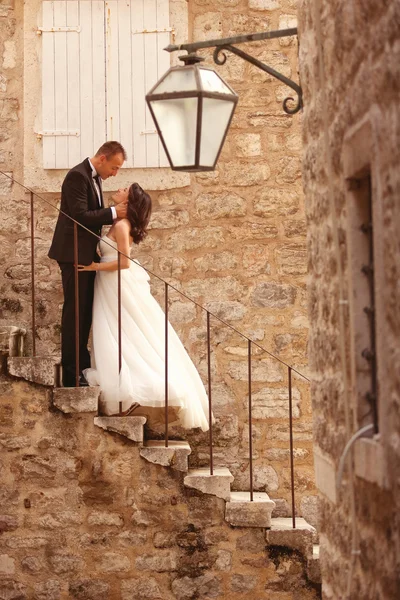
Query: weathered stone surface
[
  {"left": 230, "top": 573, "right": 257, "bottom": 592},
  {"left": 227, "top": 358, "right": 283, "bottom": 382},
  {"left": 253, "top": 187, "right": 299, "bottom": 217},
  {"left": 33, "top": 579, "right": 60, "bottom": 600},
  {"left": 168, "top": 301, "right": 196, "bottom": 324},
  {"left": 98, "top": 552, "right": 130, "bottom": 573},
  {"left": 69, "top": 579, "right": 109, "bottom": 600},
  {"left": 22, "top": 556, "right": 42, "bottom": 573},
  {"left": 48, "top": 552, "right": 84, "bottom": 574},
  {"left": 266, "top": 517, "right": 315, "bottom": 556},
  {"left": 140, "top": 440, "right": 191, "bottom": 472},
  {"left": 149, "top": 209, "right": 189, "bottom": 229},
  {"left": 8, "top": 356, "right": 57, "bottom": 386},
  {"left": 87, "top": 511, "right": 124, "bottom": 527},
  {"left": 225, "top": 492, "right": 275, "bottom": 527},
  {"left": 233, "top": 465, "right": 279, "bottom": 493},
  {"left": 300, "top": 495, "right": 320, "bottom": 531},
  {"left": 307, "top": 546, "right": 321, "bottom": 583},
  {"left": 252, "top": 387, "right": 301, "bottom": 419},
  {"left": 221, "top": 162, "right": 271, "bottom": 186},
  {"left": 121, "top": 578, "right": 162, "bottom": 600},
  {"left": 0, "top": 580, "right": 28, "bottom": 600},
  {"left": 234, "top": 133, "right": 261, "bottom": 157},
  {"left": 171, "top": 574, "right": 222, "bottom": 600},
  {"left": 214, "top": 549, "right": 232, "bottom": 571},
  {"left": 193, "top": 252, "right": 238, "bottom": 272},
  {"left": 135, "top": 552, "right": 177, "bottom": 572},
  {"left": 276, "top": 243, "right": 307, "bottom": 275},
  {"left": 0, "top": 434, "right": 31, "bottom": 450},
  {"left": 166, "top": 227, "right": 226, "bottom": 251},
  {"left": 249, "top": 0, "right": 280, "bottom": 9},
  {"left": 93, "top": 416, "right": 146, "bottom": 442},
  {"left": 0, "top": 553, "right": 15, "bottom": 574},
  {"left": 184, "top": 468, "right": 234, "bottom": 501},
  {"left": 153, "top": 531, "right": 176, "bottom": 548},
  {"left": 205, "top": 300, "right": 246, "bottom": 321},
  {"left": 251, "top": 282, "right": 297, "bottom": 308},
  {"left": 52, "top": 387, "right": 100, "bottom": 413},
  {"left": 0, "top": 325, "right": 25, "bottom": 356},
  {"left": 195, "top": 192, "right": 247, "bottom": 219},
  {"left": 0, "top": 514, "right": 18, "bottom": 532}
]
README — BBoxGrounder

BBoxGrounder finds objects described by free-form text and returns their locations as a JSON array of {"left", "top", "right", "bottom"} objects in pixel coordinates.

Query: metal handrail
[{"left": 2, "top": 170, "right": 309, "bottom": 522}]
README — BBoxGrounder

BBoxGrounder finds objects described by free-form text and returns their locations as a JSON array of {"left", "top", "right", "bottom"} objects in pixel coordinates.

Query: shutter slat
[
  {"left": 117, "top": 1, "right": 134, "bottom": 167},
  {"left": 106, "top": 1, "right": 120, "bottom": 143},
  {"left": 79, "top": 1, "right": 94, "bottom": 158},
  {"left": 92, "top": 0, "right": 106, "bottom": 152},
  {"left": 54, "top": 1, "right": 68, "bottom": 168},
  {"left": 156, "top": 0, "right": 170, "bottom": 167},
  {"left": 66, "top": 1, "right": 81, "bottom": 166},
  {"left": 131, "top": 0, "right": 147, "bottom": 167},
  {"left": 143, "top": 0, "right": 159, "bottom": 167},
  {"left": 42, "top": 2, "right": 56, "bottom": 168}
]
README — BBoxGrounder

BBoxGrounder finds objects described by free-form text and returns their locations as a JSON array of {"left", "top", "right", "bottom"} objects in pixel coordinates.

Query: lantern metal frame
[
  {"left": 164, "top": 27, "right": 303, "bottom": 115},
  {"left": 146, "top": 57, "right": 239, "bottom": 172}
]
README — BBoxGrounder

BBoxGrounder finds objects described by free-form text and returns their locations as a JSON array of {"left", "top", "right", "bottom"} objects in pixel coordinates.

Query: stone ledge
[
  {"left": 307, "top": 545, "right": 321, "bottom": 583},
  {"left": 94, "top": 416, "right": 147, "bottom": 443},
  {"left": 140, "top": 440, "right": 191, "bottom": 472},
  {"left": 184, "top": 467, "right": 234, "bottom": 501},
  {"left": 266, "top": 517, "right": 316, "bottom": 556},
  {"left": 7, "top": 356, "right": 59, "bottom": 386},
  {"left": 225, "top": 492, "right": 275, "bottom": 528},
  {"left": 53, "top": 387, "right": 100, "bottom": 413}
]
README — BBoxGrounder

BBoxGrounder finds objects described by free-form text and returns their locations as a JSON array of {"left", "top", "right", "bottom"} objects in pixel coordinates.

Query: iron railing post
[
  {"left": 73, "top": 223, "right": 79, "bottom": 388},
  {"left": 207, "top": 311, "right": 213, "bottom": 475},
  {"left": 30, "top": 192, "right": 36, "bottom": 356},
  {"left": 164, "top": 282, "right": 169, "bottom": 448},
  {"left": 288, "top": 366, "right": 296, "bottom": 528},
  {"left": 248, "top": 339, "right": 253, "bottom": 501}
]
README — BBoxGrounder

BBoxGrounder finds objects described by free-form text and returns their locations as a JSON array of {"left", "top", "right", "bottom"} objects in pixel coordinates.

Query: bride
[{"left": 78, "top": 183, "right": 210, "bottom": 431}]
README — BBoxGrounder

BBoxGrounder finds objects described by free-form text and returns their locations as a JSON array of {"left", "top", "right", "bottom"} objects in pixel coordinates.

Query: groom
[{"left": 48, "top": 141, "right": 127, "bottom": 387}]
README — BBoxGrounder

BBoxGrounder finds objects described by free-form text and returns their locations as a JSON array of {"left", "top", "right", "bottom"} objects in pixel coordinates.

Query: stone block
[
  {"left": 121, "top": 578, "right": 162, "bottom": 600},
  {"left": 184, "top": 468, "right": 234, "bottom": 501},
  {"left": 140, "top": 440, "right": 191, "bottom": 472},
  {"left": 307, "top": 545, "right": 321, "bottom": 583},
  {"left": 135, "top": 552, "right": 177, "bottom": 572},
  {"left": 8, "top": 356, "right": 57, "bottom": 386},
  {"left": 98, "top": 552, "right": 130, "bottom": 573},
  {"left": 225, "top": 491, "right": 275, "bottom": 527},
  {"left": 0, "top": 553, "right": 15, "bottom": 575},
  {"left": 87, "top": 511, "right": 124, "bottom": 527},
  {"left": 266, "top": 517, "right": 316, "bottom": 556},
  {"left": 52, "top": 387, "right": 100, "bottom": 413},
  {"left": 33, "top": 579, "right": 61, "bottom": 600},
  {"left": 0, "top": 325, "right": 26, "bottom": 356},
  {"left": 93, "top": 416, "right": 146, "bottom": 442},
  {"left": 69, "top": 579, "right": 110, "bottom": 600}
]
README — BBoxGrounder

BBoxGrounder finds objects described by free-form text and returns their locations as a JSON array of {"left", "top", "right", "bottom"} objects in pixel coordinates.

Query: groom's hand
[{"left": 115, "top": 201, "right": 128, "bottom": 219}]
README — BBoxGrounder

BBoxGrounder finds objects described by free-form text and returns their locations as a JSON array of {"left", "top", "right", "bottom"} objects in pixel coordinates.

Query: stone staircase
[{"left": 0, "top": 326, "right": 321, "bottom": 586}]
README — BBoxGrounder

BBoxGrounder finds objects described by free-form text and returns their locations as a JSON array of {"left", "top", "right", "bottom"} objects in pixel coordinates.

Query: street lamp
[
  {"left": 146, "top": 55, "right": 238, "bottom": 172},
  {"left": 146, "top": 28, "right": 302, "bottom": 173}
]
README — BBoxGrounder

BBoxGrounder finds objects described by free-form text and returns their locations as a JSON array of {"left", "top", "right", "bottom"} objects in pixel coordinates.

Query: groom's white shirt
[{"left": 88, "top": 157, "right": 117, "bottom": 220}]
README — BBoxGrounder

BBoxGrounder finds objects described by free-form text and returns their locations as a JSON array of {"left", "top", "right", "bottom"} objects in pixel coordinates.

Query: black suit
[{"left": 48, "top": 158, "right": 114, "bottom": 386}]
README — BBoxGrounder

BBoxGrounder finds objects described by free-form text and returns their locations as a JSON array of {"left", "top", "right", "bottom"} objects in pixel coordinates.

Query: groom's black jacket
[{"left": 48, "top": 158, "right": 114, "bottom": 265}]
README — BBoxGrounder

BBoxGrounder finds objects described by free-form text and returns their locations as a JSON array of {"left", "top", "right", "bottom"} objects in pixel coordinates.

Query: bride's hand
[{"left": 78, "top": 262, "right": 98, "bottom": 271}]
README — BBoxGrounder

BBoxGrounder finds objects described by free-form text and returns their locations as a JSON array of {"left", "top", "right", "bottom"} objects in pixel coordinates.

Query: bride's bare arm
[{"left": 78, "top": 220, "right": 132, "bottom": 272}]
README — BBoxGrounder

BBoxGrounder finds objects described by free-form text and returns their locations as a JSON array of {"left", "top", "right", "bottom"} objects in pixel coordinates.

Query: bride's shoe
[{"left": 109, "top": 402, "right": 141, "bottom": 417}]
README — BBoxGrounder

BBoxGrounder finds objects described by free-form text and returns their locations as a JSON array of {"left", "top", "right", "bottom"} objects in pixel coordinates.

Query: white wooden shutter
[
  {"left": 105, "top": 0, "right": 170, "bottom": 168},
  {"left": 41, "top": 1, "right": 106, "bottom": 169},
  {"left": 41, "top": 0, "right": 170, "bottom": 169}
]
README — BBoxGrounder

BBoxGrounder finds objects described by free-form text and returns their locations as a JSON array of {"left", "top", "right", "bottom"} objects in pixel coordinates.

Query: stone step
[
  {"left": 225, "top": 491, "right": 276, "bottom": 528},
  {"left": 140, "top": 440, "right": 191, "bottom": 472},
  {"left": 184, "top": 467, "right": 234, "bottom": 501},
  {"left": 7, "top": 356, "right": 60, "bottom": 386},
  {"left": 0, "top": 326, "right": 26, "bottom": 357},
  {"left": 266, "top": 517, "right": 316, "bottom": 556},
  {"left": 94, "top": 416, "right": 147, "bottom": 443},
  {"left": 307, "top": 544, "right": 321, "bottom": 583},
  {"left": 53, "top": 387, "right": 100, "bottom": 414}
]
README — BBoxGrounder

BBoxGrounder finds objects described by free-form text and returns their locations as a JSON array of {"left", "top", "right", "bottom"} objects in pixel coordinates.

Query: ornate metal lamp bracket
[{"left": 165, "top": 27, "right": 303, "bottom": 115}]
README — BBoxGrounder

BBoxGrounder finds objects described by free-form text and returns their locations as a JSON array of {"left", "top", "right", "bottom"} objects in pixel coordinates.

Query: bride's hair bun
[{"left": 127, "top": 183, "right": 152, "bottom": 245}]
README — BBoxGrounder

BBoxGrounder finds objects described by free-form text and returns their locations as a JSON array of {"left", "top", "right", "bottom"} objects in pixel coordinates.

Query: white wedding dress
[{"left": 84, "top": 235, "right": 210, "bottom": 431}]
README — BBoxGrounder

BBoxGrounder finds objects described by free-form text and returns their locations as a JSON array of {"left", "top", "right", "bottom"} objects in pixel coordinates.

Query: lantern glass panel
[
  {"left": 199, "top": 97, "right": 236, "bottom": 167},
  {"left": 150, "top": 97, "right": 198, "bottom": 167},
  {"left": 199, "top": 68, "right": 232, "bottom": 94},
  {"left": 152, "top": 68, "right": 197, "bottom": 94}
]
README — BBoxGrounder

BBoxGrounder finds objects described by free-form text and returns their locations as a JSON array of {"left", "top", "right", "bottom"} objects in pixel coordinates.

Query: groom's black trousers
[{"left": 59, "top": 263, "right": 95, "bottom": 387}]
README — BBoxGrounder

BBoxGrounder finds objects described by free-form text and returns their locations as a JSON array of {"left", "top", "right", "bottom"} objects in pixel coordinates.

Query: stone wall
[
  {"left": 0, "top": 1, "right": 316, "bottom": 516},
  {"left": 0, "top": 374, "right": 321, "bottom": 600},
  {"left": 298, "top": 0, "right": 400, "bottom": 598}
]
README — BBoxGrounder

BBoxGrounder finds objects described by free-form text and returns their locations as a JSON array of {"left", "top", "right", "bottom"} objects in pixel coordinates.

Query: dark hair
[
  {"left": 95, "top": 141, "right": 127, "bottom": 161},
  {"left": 127, "top": 183, "right": 152, "bottom": 244}
]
